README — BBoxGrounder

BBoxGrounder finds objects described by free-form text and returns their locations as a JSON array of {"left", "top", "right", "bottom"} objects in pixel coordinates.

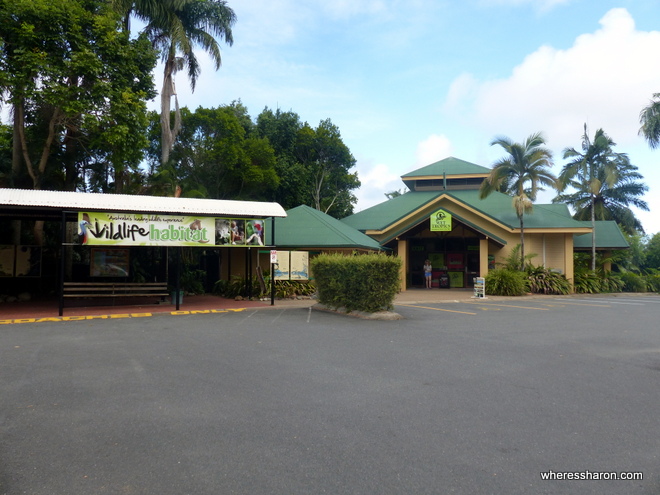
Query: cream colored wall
[{"left": 487, "top": 232, "right": 573, "bottom": 279}]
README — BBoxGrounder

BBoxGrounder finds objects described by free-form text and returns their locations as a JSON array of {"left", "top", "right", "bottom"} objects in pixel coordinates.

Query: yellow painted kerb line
[
  {"left": 399, "top": 304, "right": 477, "bottom": 315},
  {"left": 0, "top": 308, "right": 247, "bottom": 325}
]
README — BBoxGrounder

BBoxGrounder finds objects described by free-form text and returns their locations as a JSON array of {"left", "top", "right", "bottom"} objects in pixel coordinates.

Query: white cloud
[
  {"left": 443, "top": 7, "right": 660, "bottom": 234},
  {"left": 354, "top": 161, "right": 405, "bottom": 211},
  {"left": 415, "top": 134, "right": 453, "bottom": 166},
  {"left": 457, "top": 8, "right": 660, "bottom": 148}
]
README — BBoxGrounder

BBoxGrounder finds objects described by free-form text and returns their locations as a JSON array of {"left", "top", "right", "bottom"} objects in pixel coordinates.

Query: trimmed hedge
[{"left": 311, "top": 253, "right": 401, "bottom": 313}]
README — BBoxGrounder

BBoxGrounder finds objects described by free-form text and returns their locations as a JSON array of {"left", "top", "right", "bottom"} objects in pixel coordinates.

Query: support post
[
  {"left": 175, "top": 247, "right": 181, "bottom": 310},
  {"left": 479, "top": 238, "right": 489, "bottom": 278},
  {"left": 58, "top": 211, "right": 67, "bottom": 316},
  {"left": 271, "top": 217, "right": 276, "bottom": 305}
]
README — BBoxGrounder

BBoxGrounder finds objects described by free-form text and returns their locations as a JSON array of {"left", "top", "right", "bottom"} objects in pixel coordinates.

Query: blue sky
[{"left": 156, "top": 0, "right": 660, "bottom": 235}]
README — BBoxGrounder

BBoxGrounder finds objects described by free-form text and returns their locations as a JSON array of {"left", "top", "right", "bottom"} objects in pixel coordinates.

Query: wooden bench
[{"left": 63, "top": 282, "right": 170, "bottom": 304}]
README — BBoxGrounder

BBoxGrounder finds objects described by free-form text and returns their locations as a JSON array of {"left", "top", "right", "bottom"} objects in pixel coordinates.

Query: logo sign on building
[
  {"left": 78, "top": 212, "right": 266, "bottom": 247},
  {"left": 430, "top": 209, "right": 452, "bottom": 231}
]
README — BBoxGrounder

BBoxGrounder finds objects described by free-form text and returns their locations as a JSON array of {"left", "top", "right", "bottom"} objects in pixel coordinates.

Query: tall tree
[
  {"left": 639, "top": 93, "right": 660, "bottom": 148},
  {"left": 256, "top": 107, "right": 309, "bottom": 210},
  {"left": 140, "top": 0, "right": 236, "bottom": 165},
  {"left": 553, "top": 157, "right": 648, "bottom": 235},
  {"left": 146, "top": 105, "right": 279, "bottom": 201},
  {"left": 0, "top": 0, "right": 156, "bottom": 240},
  {"left": 479, "top": 132, "right": 556, "bottom": 269},
  {"left": 295, "top": 119, "right": 360, "bottom": 218},
  {"left": 558, "top": 125, "right": 623, "bottom": 271}
]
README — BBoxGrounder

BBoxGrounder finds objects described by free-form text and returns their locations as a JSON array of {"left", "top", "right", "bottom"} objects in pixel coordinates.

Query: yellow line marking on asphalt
[
  {"left": 463, "top": 302, "right": 549, "bottom": 311},
  {"left": 0, "top": 308, "right": 247, "bottom": 325},
  {"left": 399, "top": 304, "right": 477, "bottom": 315}
]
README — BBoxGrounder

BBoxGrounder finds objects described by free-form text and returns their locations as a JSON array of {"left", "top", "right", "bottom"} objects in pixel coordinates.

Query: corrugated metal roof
[{"left": 0, "top": 188, "right": 287, "bottom": 218}]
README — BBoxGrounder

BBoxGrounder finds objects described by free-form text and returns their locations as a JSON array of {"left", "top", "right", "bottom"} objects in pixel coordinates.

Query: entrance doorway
[{"left": 409, "top": 237, "right": 480, "bottom": 289}]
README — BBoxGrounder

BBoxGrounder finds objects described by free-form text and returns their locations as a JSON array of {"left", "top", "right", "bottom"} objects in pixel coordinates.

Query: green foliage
[
  {"left": 599, "top": 271, "right": 624, "bottom": 293},
  {"left": 644, "top": 271, "right": 660, "bottom": 293},
  {"left": 179, "top": 268, "right": 206, "bottom": 295},
  {"left": 0, "top": 0, "right": 157, "bottom": 192},
  {"left": 619, "top": 272, "right": 647, "bottom": 292},
  {"left": 311, "top": 253, "right": 401, "bottom": 313},
  {"left": 213, "top": 277, "right": 315, "bottom": 299},
  {"left": 499, "top": 244, "right": 537, "bottom": 271},
  {"left": 572, "top": 269, "right": 624, "bottom": 294},
  {"left": 526, "top": 266, "right": 571, "bottom": 295},
  {"left": 480, "top": 132, "right": 556, "bottom": 267},
  {"left": 646, "top": 233, "right": 660, "bottom": 269},
  {"left": 573, "top": 269, "right": 603, "bottom": 294},
  {"left": 484, "top": 269, "right": 529, "bottom": 296},
  {"left": 272, "top": 280, "right": 317, "bottom": 299},
  {"left": 213, "top": 276, "right": 260, "bottom": 299}
]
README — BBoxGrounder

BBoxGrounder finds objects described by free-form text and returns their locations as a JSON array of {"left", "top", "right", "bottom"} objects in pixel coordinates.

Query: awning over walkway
[{"left": 0, "top": 189, "right": 287, "bottom": 220}]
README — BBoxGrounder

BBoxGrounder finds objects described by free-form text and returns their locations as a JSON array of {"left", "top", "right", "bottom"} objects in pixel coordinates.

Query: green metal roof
[
  {"left": 573, "top": 221, "right": 630, "bottom": 250},
  {"left": 267, "top": 205, "right": 383, "bottom": 250},
  {"left": 401, "top": 157, "right": 491, "bottom": 178},
  {"left": 343, "top": 189, "right": 588, "bottom": 234}
]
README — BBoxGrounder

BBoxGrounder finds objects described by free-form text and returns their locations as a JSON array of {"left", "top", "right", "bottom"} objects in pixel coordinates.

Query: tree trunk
[
  {"left": 519, "top": 213, "right": 525, "bottom": 271},
  {"left": 160, "top": 52, "right": 182, "bottom": 165},
  {"left": 591, "top": 195, "right": 596, "bottom": 272},
  {"left": 11, "top": 104, "right": 22, "bottom": 244}
]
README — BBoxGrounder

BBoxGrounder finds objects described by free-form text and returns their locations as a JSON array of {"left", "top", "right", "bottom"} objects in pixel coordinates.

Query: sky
[{"left": 155, "top": 0, "right": 660, "bottom": 234}]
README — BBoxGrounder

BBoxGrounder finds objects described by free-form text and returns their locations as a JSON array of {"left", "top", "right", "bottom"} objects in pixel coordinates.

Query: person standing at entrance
[{"left": 424, "top": 259, "right": 432, "bottom": 289}]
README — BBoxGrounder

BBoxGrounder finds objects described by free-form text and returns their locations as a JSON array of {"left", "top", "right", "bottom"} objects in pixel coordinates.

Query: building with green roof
[
  {"left": 267, "top": 205, "right": 383, "bottom": 252},
  {"left": 342, "top": 157, "right": 627, "bottom": 291}
]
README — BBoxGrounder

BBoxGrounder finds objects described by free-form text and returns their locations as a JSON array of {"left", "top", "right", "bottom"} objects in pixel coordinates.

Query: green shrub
[
  {"left": 526, "top": 266, "right": 571, "bottom": 295},
  {"left": 619, "top": 272, "right": 647, "bottom": 292},
  {"left": 311, "top": 253, "right": 401, "bottom": 313},
  {"left": 213, "top": 277, "right": 316, "bottom": 299},
  {"left": 645, "top": 272, "right": 660, "bottom": 293},
  {"left": 599, "top": 272, "right": 624, "bottom": 292},
  {"left": 573, "top": 269, "right": 602, "bottom": 293},
  {"left": 485, "top": 269, "right": 529, "bottom": 296},
  {"left": 213, "top": 275, "right": 261, "bottom": 298}
]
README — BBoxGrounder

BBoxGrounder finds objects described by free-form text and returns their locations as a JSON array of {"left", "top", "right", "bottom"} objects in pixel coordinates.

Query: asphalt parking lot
[{"left": 1, "top": 295, "right": 660, "bottom": 494}]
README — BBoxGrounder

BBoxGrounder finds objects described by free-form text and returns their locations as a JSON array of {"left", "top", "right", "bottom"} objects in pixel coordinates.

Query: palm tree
[
  {"left": 151, "top": 0, "right": 236, "bottom": 165},
  {"left": 479, "top": 132, "right": 557, "bottom": 269},
  {"left": 553, "top": 159, "right": 648, "bottom": 235},
  {"left": 557, "top": 125, "right": 623, "bottom": 271},
  {"left": 115, "top": 0, "right": 236, "bottom": 165},
  {"left": 639, "top": 93, "right": 660, "bottom": 148}
]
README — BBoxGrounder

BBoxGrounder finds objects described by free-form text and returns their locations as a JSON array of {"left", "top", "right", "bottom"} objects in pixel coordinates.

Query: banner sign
[
  {"left": 430, "top": 209, "right": 452, "bottom": 232},
  {"left": 78, "top": 212, "right": 266, "bottom": 247}
]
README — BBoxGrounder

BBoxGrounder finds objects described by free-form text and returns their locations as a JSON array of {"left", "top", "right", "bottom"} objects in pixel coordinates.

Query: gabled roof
[
  {"left": 573, "top": 221, "right": 629, "bottom": 250},
  {"left": 343, "top": 189, "right": 588, "bottom": 237},
  {"left": 268, "top": 205, "right": 383, "bottom": 251},
  {"left": 401, "top": 157, "right": 491, "bottom": 179},
  {"left": 0, "top": 188, "right": 287, "bottom": 219}
]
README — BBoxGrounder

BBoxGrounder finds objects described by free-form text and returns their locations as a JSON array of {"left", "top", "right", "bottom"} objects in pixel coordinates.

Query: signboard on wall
[
  {"left": 273, "top": 251, "right": 309, "bottom": 281},
  {"left": 78, "top": 212, "right": 265, "bottom": 247},
  {"left": 430, "top": 209, "right": 452, "bottom": 231},
  {"left": 290, "top": 252, "right": 309, "bottom": 280},
  {"left": 274, "top": 251, "right": 290, "bottom": 280}
]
